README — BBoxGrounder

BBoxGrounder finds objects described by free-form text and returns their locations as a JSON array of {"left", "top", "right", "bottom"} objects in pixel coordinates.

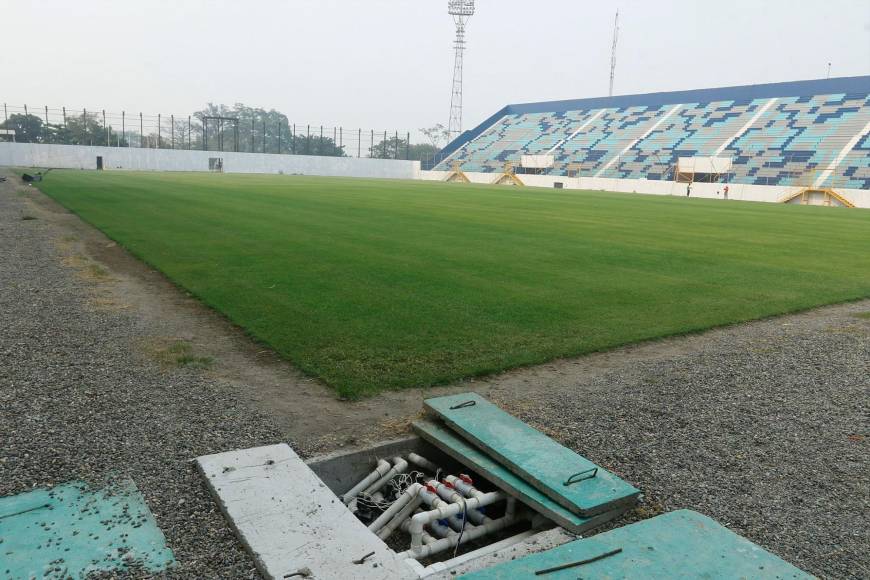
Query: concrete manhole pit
[{"left": 307, "top": 436, "right": 564, "bottom": 573}]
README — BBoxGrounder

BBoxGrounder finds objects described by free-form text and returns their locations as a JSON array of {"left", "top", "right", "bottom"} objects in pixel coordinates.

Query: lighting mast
[
  {"left": 609, "top": 10, "right": 619, "bottom": 96},
  {"left": 448, "top": 0, "right": 475, "bottom": 142}
]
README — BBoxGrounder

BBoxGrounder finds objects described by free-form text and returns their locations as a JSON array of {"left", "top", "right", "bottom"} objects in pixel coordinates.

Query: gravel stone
[
  {"left": 2, "top": 177, "right": 868, "bottom": 579},
  {"left": 0, "top": 184, "right": 282, "bottom": 577},
  {"left": 501, "top": 309, "right": 870, "bottom": 579}
]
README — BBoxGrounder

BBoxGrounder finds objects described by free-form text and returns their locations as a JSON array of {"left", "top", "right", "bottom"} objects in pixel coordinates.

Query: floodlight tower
[
  {"left": 447, "top": 0, "right": 475, "bottom": 142},
  {"left": 609, "top": 9, "right": 619, "bottom": 97}
]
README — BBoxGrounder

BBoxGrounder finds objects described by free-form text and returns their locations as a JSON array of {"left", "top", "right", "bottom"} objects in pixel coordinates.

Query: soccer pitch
[{"left": 38, "top": 171, "right": 870, "bottom": 397}]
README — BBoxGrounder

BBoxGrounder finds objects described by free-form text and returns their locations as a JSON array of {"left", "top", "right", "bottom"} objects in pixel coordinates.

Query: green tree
[
  {"left": 369, "top": 135, "right": 439, "bottom": 162},
  {"left": 420, "top": 123, "right": 449, "bottom": 149},
  {"left": 0, "top": 112, "right": 128, "bottom": 146},
  {"left": 58, "top": 113, "right": 128, "bottom": 146},
  {"left": 1, "top": 113, "right": 44, "bottom": 142},
  {"left": 192, "top": 103, "right": 345, "bottom": 156}
]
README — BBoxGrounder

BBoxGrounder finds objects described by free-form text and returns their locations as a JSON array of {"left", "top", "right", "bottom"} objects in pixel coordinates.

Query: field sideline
[{"left": 37, "top": 171, "right": 870, "bottom": 397}]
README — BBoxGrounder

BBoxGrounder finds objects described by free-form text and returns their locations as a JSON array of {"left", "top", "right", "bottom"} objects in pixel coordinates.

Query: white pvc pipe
[
  {"left": 342, "top": 459, "right": 391, "bottom": 505},
  {"left": 363, "top": 456, "right": 408, "bottom": 495},
  {"left": 432, "top": 479, "right": 488, "bottom": 525},
  {"left": 367, "top": 483, "right": 421, "bottom": 533},
  {"left": 407, "top": 452, "right": 440, "bottom": 473},
  {"left": 505, "top": 497, "right": 517, "bottom": 520},
  {"left": 417, "top": 487, "right": 470, "bottom": 532},
  {"left": 427, "top": 519, "right": 455, "bottom": 539},
  {"left": 444, "top": 474, "right": 486, "bottom": 498},
  {"left": 399, "top": 514, "right": 519, "bottom": 560},
  {"left": 377, "top": 495, "right": 422, "bottom": 540},
  {"left": 418, "top": 529, "right": 538, "bottom": 577},
  {"left": 402, "top": 511, "right": 452, "bottom": 545},
  {"left": 408, "top": 491, "right": 505, "bottom": 549}
]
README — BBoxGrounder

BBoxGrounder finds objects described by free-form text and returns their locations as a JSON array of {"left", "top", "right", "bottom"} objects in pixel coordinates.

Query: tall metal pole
[
  {"left": 447, "top": 1, "right": 474, "bottom": 142},
  {"left": 251, "top": 117, "right": 255, "bottom": 152},
  {"left": 358, "top": 128, "right": 361, "bottom": 158},
  {"left": 609, "top": 10, "right": 619, "bottom": 97},
  {"left": 140, "top": 112, "right": 143, "bottom": 148},
  {"left": 188, "top": 116, "right": 191, "bottom": 150},
  {"left": 263, "top": 119, "right": 266, "bottom": 153},
  {"left": 158, "top": 113, "right": 161, "bottom": 148},
  {"left": 122, "top": 111, "right": 125, "bottom": 146}
]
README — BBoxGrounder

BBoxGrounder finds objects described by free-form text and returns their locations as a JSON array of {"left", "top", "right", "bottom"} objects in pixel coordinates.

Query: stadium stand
[{"left": 435, "top": 77, "right": 870, "bottom": 190}]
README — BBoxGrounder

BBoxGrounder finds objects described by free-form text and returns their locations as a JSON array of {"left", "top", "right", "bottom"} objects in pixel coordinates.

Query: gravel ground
[
  {"left": 504, "top": 313, "right": 870, "bottom": 579},
  {"left": 0, "top": 183, "right": 283, "bottom": 577},
  {"left": 2, "top": 175, "right": 868, "bottom": 579}
]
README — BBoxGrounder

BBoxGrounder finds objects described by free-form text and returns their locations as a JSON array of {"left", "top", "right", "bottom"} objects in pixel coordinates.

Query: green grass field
[{"left": 38, "top": 171, "right": 870, "bottom": 397}]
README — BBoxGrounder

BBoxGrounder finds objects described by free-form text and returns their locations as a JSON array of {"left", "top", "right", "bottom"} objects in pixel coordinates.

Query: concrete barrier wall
[
  {"left": 0, "top": 142, "right": 421, "bottom": 179},
  {"left": 421, "top": 170, "right": 870, "bottom": 208}
]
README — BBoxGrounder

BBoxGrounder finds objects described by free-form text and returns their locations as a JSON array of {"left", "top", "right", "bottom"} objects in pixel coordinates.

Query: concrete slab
[
  {"left": 196, "top": 443, "right": 416, "bottom": 580},
  {"left": 0, "top": 479, "right": 174, "bottom": 579},
  {"left": 413, "top": 420, "right": 629, "bottom": 534},
  {"left": 458, "top": 510, "right": 813, "bottom": 579},
  {"left": 425, "top": 393, "right": 640, "bottom": 517}
]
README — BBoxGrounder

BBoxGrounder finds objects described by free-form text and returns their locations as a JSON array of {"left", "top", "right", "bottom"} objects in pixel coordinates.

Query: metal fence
[{"left": 1, "top": 103, "right": 438, "bottom": 161}]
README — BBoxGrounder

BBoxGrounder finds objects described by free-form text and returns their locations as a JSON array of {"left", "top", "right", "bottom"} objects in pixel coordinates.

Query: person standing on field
[
  {"left": 723, "top": 184, "right": 729, "bottom": 200},
  {"left": 686, "top": 182, "right": 692, "bottom": 197}
]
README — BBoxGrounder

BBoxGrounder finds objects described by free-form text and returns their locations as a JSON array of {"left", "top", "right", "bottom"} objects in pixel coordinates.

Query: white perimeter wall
[
  {"left": 0, "top": 142, "right": 421, "bottom": 179},
  {"left": 421, "top": 170, "right": 870, "bottom": 208}
]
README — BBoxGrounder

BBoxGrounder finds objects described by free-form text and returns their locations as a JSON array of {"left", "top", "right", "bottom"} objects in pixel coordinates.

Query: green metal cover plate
[
  {"left": 424, "top": 392, "right": 640, "bottom": 516},
  {"left": 459, "top": 510, "right": 813, "bottom": 579},
  {"left": 413, "top": 419, "right": 629, "bottom": 534},
  {"left": 0, "top": 480, "right": 175, "bottom": 579}
]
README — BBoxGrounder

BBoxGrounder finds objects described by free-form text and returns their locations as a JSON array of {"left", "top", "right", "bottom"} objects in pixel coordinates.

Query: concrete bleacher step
[
  {"left": 424, "top": 392, "right": 640, "bottom": 517},
  {"left": 457, "top": 510, "right": 814, "bottom": 579},
  {"left": 413, "top": 419, "right": 630, "bottom": 534}
]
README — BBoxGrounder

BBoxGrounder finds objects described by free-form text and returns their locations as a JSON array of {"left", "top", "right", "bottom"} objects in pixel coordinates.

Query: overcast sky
[{"left": 2, "top": 0, "right": 869, "bottom": 137}]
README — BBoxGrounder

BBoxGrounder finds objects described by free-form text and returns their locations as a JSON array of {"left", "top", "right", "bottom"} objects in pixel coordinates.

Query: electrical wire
[{"left": 453, "top": 495, "right": 468, "bottom": 558}]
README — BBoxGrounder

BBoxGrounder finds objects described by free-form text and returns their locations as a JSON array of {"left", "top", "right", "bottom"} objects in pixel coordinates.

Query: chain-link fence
[{"left": 0, "top": 103, "right": 443, "bottom": 162}]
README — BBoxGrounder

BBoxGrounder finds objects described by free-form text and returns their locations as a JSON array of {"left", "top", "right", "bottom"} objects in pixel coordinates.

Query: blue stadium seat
[{"left": 435, "top": 77, "right": 870, "bottom": 190}]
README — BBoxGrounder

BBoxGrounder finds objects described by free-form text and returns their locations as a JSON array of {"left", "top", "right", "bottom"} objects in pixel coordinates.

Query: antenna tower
[
  {"left": 609, "top": 10, "right": 619, "bottom": 97},
  {"left": 448, "top": 0, "right": 475, "bottom": 142}
]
